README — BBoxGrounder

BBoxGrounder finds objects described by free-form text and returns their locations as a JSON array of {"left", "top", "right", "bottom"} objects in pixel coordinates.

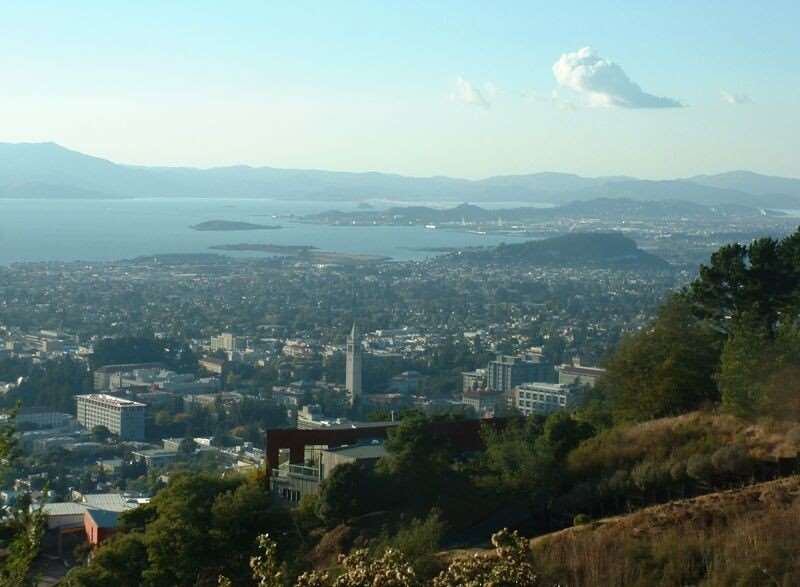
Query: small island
[{"left": 190, "top": 220, "right": 282, "bottom": 232}]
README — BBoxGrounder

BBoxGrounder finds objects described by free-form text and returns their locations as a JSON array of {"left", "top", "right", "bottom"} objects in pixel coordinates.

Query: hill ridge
[{"left": 1, "top": 142, "right": 799, "bottom": 204}]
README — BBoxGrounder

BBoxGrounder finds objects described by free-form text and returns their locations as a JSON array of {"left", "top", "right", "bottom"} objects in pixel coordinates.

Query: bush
[
  {"left": 710, "top": 445, "right": 752, "bottom": 477},
  {"left": 686, "top": 454, "right": 714, "bottom": 485},
  {"left": 573, "top": 514, "right": 591, "bottom": 526},
  {"left": 221, "top": 528, "right": 540, "bottom": 587},
  {"left": 377, "top": 511, "right": 445, "bottom": 578}
]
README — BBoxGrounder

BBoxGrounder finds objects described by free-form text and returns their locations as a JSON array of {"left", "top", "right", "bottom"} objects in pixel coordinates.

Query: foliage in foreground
[
  {"left": 219, "top": 528, "right": 543, "bottom": 587},
  {"left": 0, "top": 408, "right": 45, "bottom": 587},
  {"left": 65, "top": 472, "right": 295, "bottom": 587}
]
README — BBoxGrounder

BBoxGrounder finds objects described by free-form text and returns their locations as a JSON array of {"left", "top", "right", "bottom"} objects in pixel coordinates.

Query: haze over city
[{"left": 4, "top": 4, "right": 800, "bottom": 586}]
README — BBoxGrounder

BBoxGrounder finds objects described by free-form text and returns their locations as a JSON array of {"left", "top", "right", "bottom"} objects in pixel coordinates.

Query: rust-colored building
[
  {"left": 265, "top": 417, "right": 513, "bottom": 481},
  {"left": 84, "top": 508, "right": 120, "bottom": 546}
]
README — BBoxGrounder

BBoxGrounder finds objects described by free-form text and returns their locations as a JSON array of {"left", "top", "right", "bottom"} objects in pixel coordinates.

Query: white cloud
[
  {"left": 451, "top": 77, "right": 492, "bottom": 108},
  {"left": 721, "top": 91, "right": 753, "bottom": 105},
  {"left": 553, "top": 47, "right": 683, "bottom": 109}
]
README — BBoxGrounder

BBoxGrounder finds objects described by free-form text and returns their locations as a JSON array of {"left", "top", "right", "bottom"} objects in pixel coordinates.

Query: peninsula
[{"left": 209, "top": 243, "right": 390, "bottom": 265}]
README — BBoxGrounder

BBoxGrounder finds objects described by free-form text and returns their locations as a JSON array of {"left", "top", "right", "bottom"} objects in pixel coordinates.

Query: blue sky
[{"left": 2, "top": 1, "right": 798, "bottom": 178}]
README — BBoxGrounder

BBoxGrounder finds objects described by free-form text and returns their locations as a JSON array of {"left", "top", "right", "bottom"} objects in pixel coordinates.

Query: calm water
[{"left": 0, "top": 199, "right": 522, "bottom": 265}]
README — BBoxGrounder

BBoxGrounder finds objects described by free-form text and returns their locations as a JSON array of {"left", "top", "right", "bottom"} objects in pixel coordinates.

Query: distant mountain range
[
  {"left": 1, "top": 142, "right": 799, "bottom": 207},
  {"left": 445, "top": 232, "right": 671, "bottom": 270}
]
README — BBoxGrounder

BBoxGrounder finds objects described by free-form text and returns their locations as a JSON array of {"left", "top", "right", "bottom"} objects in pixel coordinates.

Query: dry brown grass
[
  {"left": 437, "top": 411, "right": 800, "bottom": 586},
  {"left": 531, "top": 475, "right": 800, "bottom": 586},
  {"left": 568, "top": 411, "right": 800, "bottom": 478}
]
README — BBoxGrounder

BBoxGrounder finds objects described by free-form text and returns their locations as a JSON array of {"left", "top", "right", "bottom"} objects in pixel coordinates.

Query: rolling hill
[
  {"left": 448, "top": 232, "right": 671, "bottom": 270},
  {"left": 1, "top": 142, "right": 798, "bottom": 207}
]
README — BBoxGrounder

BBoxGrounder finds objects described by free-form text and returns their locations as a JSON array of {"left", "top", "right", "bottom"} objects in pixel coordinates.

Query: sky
[{"left": 1, "top": 1, "right": 799, "bottom": 179}]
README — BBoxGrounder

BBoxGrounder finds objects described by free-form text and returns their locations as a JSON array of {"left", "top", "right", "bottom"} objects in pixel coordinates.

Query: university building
[
  {"left": 512, "top": 382, "right": 585, "bottom": 416},
  {"left": 75, "top": 394, "right": 146, "bottom": 441},
  {"left": 486, "top": 353, "right": 555, "bottom": 393}
]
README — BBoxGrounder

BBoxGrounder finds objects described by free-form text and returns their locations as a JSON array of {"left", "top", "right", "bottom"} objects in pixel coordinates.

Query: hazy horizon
[
  {"left": 4, "top": 140, "right": 800, "bottom": 182},
  {"left": 2, "top": 2, "right": 799, "bottom": 180}
]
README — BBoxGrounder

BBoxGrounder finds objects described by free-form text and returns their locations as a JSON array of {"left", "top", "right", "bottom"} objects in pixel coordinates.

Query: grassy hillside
[{"left": 532, "top": 474, "right": 800, "bottom": 586}]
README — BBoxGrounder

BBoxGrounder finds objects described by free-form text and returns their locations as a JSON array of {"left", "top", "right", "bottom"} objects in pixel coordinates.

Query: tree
[
  {"left": 2, "top": 357, "right": 91, "bottom": 413},
  {"left": 316, "top": 462, "right": 386, "bottom": 525},
  {"left": 377, "top": 511, "right": 445, "bottom": 579},
  {"left": 535, "top": 411, "right": 594, "bottom": 462},
  {"left": 604, "top": 296, "right": 721, "bottom": 423},
  {"left": 717, "top": 318, "right": 771, "bottom": 417},
  {"left": 479, "top": 417, "right": 545, "bottom": 493},
  {"left": 380, "top": 413, "right": 458, "bottom": 510},
  {"left": 382, "top": 413, "right": 454, "bottom": 484},
  {"left": 718, "top": 319, "right": 800, "bottom": 418},
  {"left": 0, "top": 408, "right": 45, "bottom": 587},
  {"left": 91, "top": 425, "right": 113, "bottom": 443},
  {"left": 65, "top": 533, "right": 149, "bottom": 587},
  {"left": 68, "top": 472, "right": 292, "bottom": 587},
  {"left": 91, "top": 336, "right": 166, "bottom": 370},
  {"left": 689, "top": 235, "right": 799, "bottom": 337}
]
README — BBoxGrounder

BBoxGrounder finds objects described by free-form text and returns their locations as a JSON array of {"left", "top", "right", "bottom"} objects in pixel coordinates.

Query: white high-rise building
[
  {"left": 210, "top": 332, "right": 241, "bottom": 353},
  {"left": 345, "top": 323, "right": 362, "bottom": 406},
  {"left": 75, "top": 394, "right": 146, "bottom": 441}
]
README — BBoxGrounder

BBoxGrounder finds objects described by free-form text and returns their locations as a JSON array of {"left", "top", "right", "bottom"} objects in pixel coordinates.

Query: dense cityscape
[
  {"left": 2, "top": 2, "right": 800, "bottom": 585},
  {"left": 1, "top": 208, "right": 796, "bottom": 582}
]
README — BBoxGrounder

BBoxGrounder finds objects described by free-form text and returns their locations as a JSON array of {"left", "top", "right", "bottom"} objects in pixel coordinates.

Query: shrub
[
  {"left": 573, "top": 514, "right": 591, "bottom": 526},
  {"left": 377, "top": 511, "right": 445, "bottom": 578},
  {"left": 710, "top": 445, "right": 752, "bottom": 477},
  {"left": 686, "top": 454, "right": 714, "bottom": 485},
  {"left": 222, "top": 529, "right": 541, "bottom": 587}
]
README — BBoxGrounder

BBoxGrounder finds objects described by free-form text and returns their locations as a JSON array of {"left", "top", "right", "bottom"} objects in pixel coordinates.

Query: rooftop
[
  {"left": 82, "top": 493, "right": 138, "bottom": 512},
  {"left": 85, "top": 508, "right": 121, "bottom": 529},
  {"left": 95, "top": 362, "right": 165, "bottom": 373},
  {"left": 517, "top": 382, "right": 573, "bottom": 392},
  {"left": 131, "top": 449, "right": 179, "bottom": 464},
  {"left": 323, "top": 443, "right": 387, "bottom": 460},
  {"left": 41, "top": 502, "right": 87, "bottom": 516},
  {"left": 560, "top": 365, "right": 607, "bottom": 376},
  {"left": 75, "top": 393, "right": 146, "bottom": 408}
]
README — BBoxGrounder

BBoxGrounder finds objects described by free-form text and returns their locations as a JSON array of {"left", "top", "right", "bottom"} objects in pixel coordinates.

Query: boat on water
[{"left": 425, "top": 224, "right": 437, "bottom": 229}]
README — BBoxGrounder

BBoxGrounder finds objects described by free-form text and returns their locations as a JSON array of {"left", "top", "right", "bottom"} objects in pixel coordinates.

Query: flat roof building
[
  {"left": 93, "top": 362, "right": 165, "bottom": 391},
  {"left": 487, "top": 354, "right": 555, "bottom": 393},
  {"left": 461, "top": 368, "right": 486, "bottom": 392},
  {"left": 272, "top": 441, "right": 387, "bottom": 504},
  {"left": 558, "top": 364, "right": 606, "bottom": 388},
  {"left": 461, "top": 388, "right": 505, "bottom": 417},
  {"left": 131, "top": 448, "right": 179, "bottom": 469},
  {"left": 75, "top": 394, "right": 146, "bottom": 441},
  {"left": 513, "top": 382, "right": 586, "bottom": 416},
  {"left": 210, "top": 332, "right": 243, "bottom": 354}
]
